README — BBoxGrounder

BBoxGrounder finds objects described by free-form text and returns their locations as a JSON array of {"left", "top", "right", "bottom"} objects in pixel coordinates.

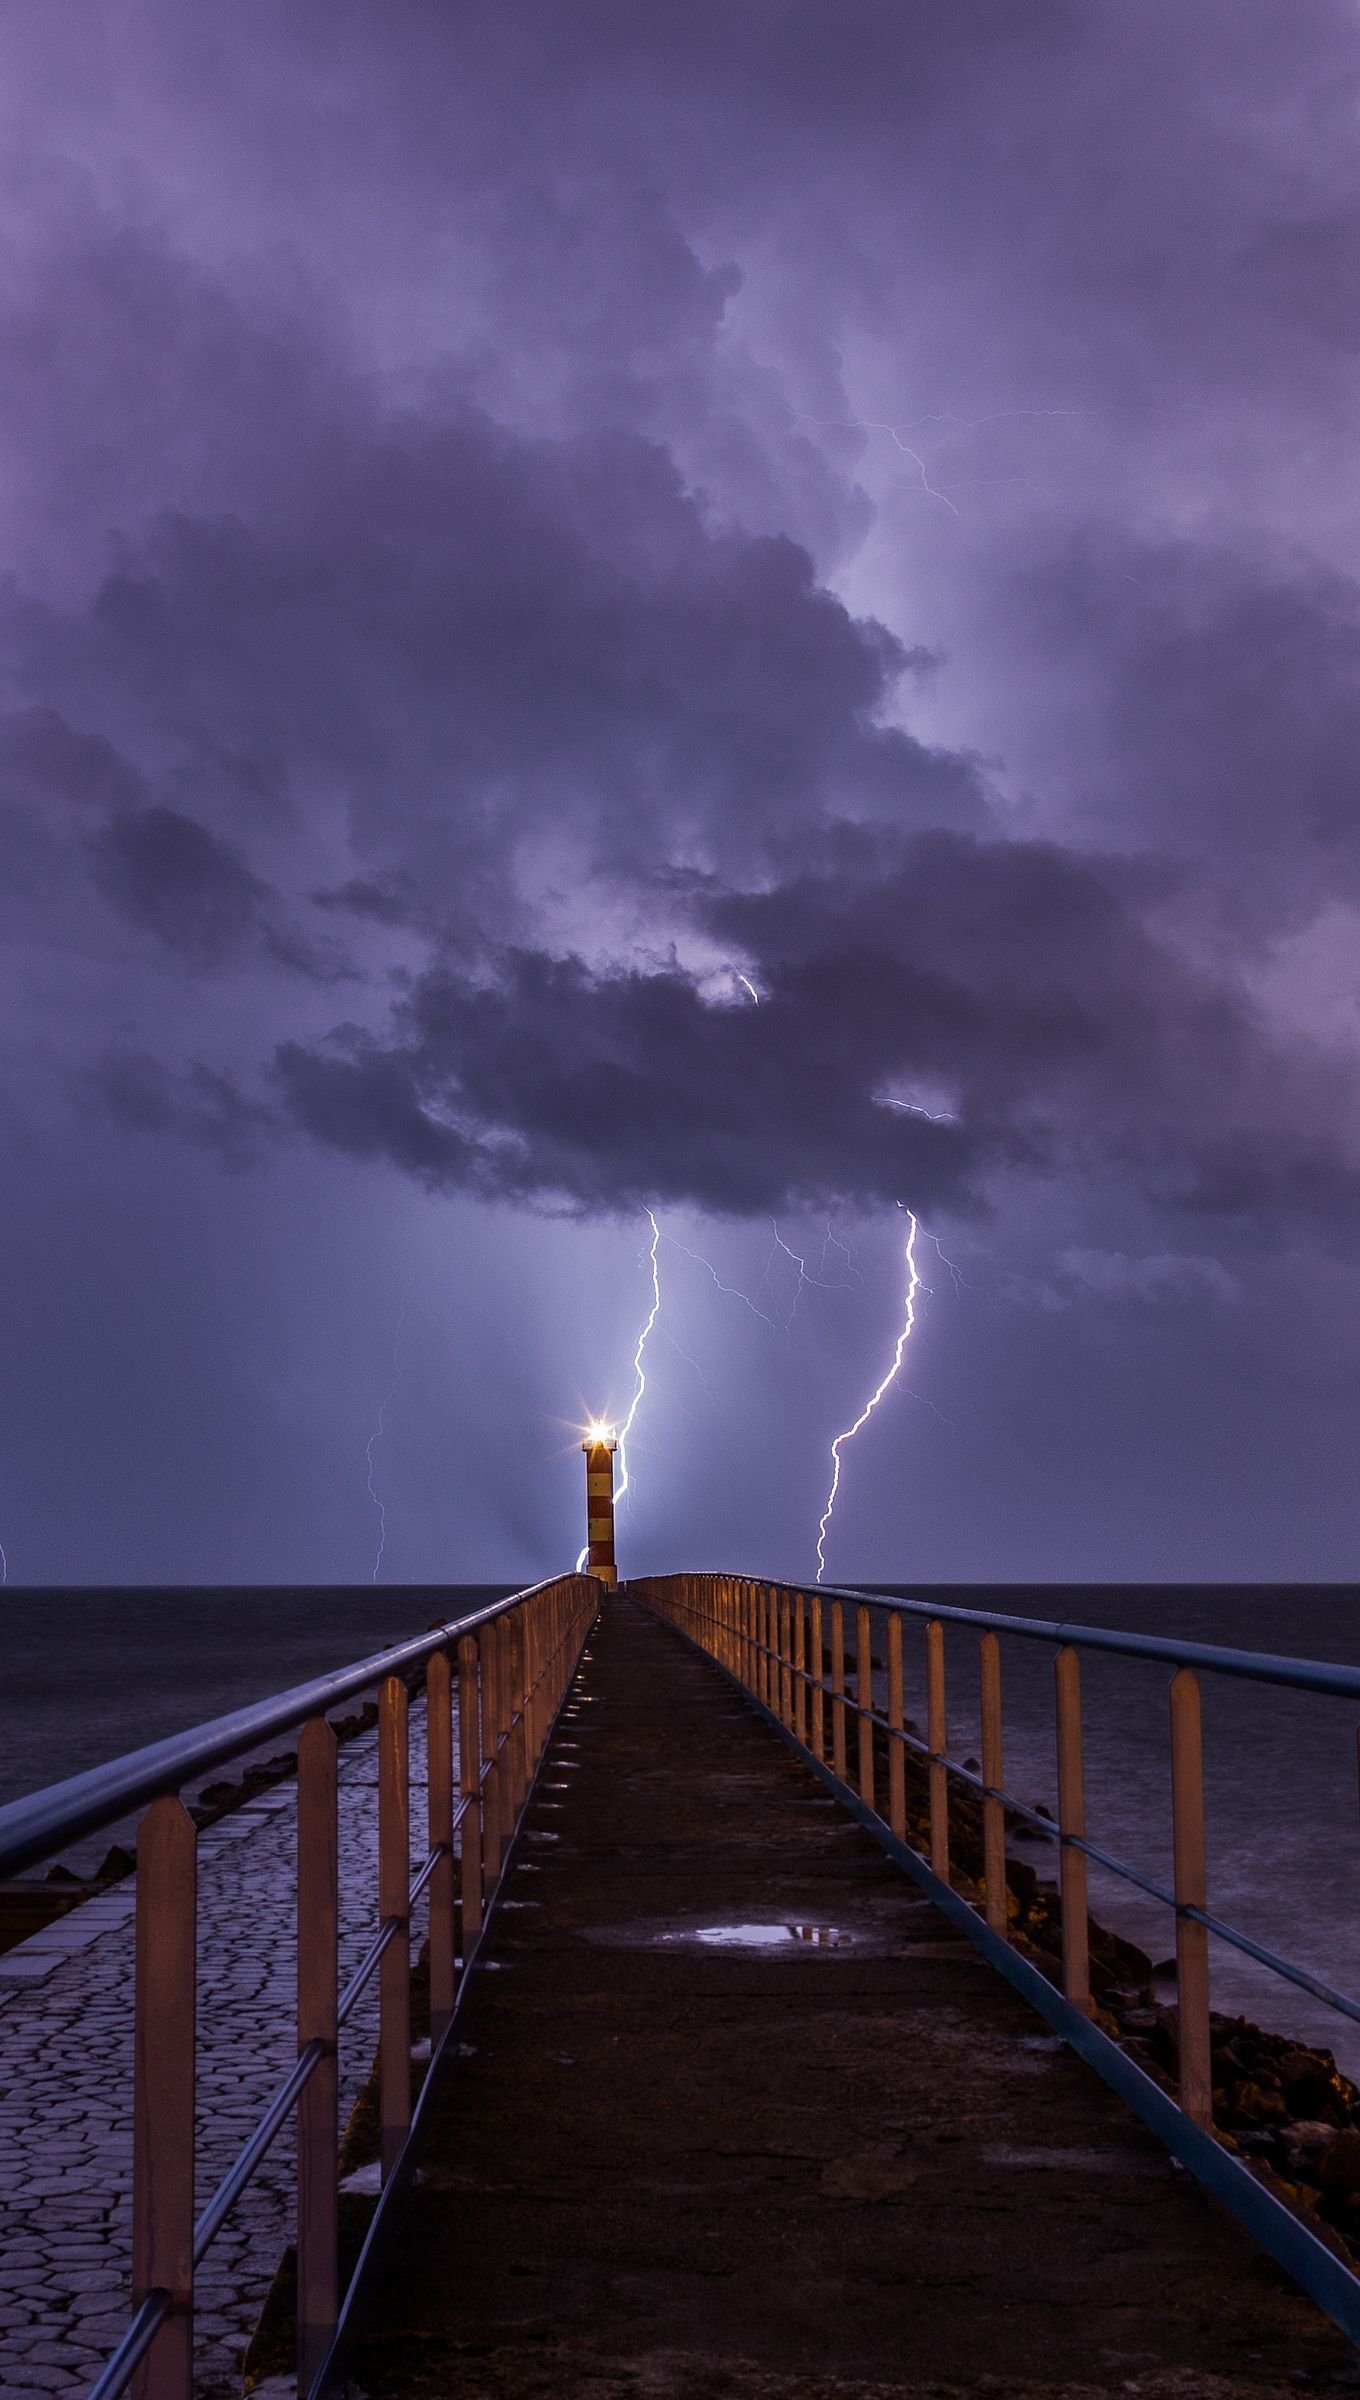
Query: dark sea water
[
  {"left": 0, "top": 1583, "right": 513, "bottom": 1837},
  {"left": 3, "top": 1581, "right": 1358, "bottom": 2072}
]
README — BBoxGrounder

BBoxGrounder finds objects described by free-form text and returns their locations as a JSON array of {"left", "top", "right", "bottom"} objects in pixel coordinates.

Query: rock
[
  {"left": 1238, "top": 2130, "right": 1283, "bottom": 2159},
  {"left": 1319, "top": 2131, "right": 1360, "bottom": 2195},
  {"left": 1228, "top": 2081, "right": 1289, "bottom": 2128},
  {"left": 820, "top": 2145, "right": 920, "bottom": 2201},
  {"left": 1282, "top": 2119, "right": 1337, "bottom": 2173}
]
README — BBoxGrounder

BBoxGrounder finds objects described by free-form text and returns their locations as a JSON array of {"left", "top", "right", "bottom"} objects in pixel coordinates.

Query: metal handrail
[
  {"left": 26, "top": 1568, "right": 603, "bottom": 2400},
  {"left": 687, "top": 1581, "right": 1360, "bottom": 2020},
  {"left": 0, "top": 1576, "right": 565, "bottom": 1879},
  {"left": 800, "top": 1576, "right": 1360, "bottom": 1699},
  {"left": 85, "top": 2296, "right": 171, "bottom": 2400},
  {"left": 193, "top": 2039, "right": 327, "bottom": 2263}
]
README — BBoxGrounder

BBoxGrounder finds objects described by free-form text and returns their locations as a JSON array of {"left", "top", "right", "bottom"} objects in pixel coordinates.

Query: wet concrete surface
[{"left": 348, "top": 1598, "right": 1353, "bottom": 2398}]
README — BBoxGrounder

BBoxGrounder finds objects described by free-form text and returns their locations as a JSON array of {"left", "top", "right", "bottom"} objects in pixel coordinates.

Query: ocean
[{"left": 2, "top": 1580, "right": 1358, "bottom": 2070}]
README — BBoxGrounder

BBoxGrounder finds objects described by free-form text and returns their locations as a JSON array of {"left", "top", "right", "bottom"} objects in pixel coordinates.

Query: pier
[{"left": 3, "top": 1567, "right": 1360, "bottom": 2399}]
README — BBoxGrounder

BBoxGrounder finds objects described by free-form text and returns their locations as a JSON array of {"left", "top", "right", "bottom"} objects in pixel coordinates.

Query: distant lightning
[
  {"left": 819, "top": 1219, "right": 864, "bottom": 1290},
  {"left": 769, "top": 1219, "right": 853, "bottom": 1331},
  {"left": 790, "top": 403, "right": 1094, "bottom": 515},
  {"left": 881, "top": 1094, "right": 957, "bottom": 1124},
  {"left": 921, "top": 1227, "right": 971, "bottom": 1297},
  {"left": 815, "top": 1209, "right": 923, "bottom": 1584},
  {"left": 365, "top": 1291, "right": 408, "bottom": 1584},
  {"left": 736, "top": 972, "right": 761, "bottom": 1005},
  {"left": 660, "top": 1227, "right": 778, "bottom": 1333}
]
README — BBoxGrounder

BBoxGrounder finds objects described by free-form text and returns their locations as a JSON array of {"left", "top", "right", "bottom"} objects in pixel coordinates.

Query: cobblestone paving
[{"left": 0, "top": 1716, "right": 431, "bottom": 2400}]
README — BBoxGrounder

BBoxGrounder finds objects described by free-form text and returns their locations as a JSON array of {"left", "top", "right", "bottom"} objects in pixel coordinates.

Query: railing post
[
  {"left": 809, "top": 1593, "right": 824, "bottom": 1762},
  {"left": 979, "top": 1632, "right": 1006, "bottom": 1937},
  {"left": 1170, "top": 1667, "right": 1213, "bottom": 2128},
  {"left": 830, "top": 1601, "right": 847, "bottom": 1780},
  {"left": 760, "top": 1585, "right": 774, "bottom": 1709},
  {"left": 886, "top": 1613, "right": 906, "bottom": 1840},
  {"left": 926, "top": 1619, "right": 949, "bottom": 1883},
  {"left": 792, "top": 1590, "right": 807, "bottom": 1743},
  {"left": 1054, "top": 1646, "right": 1090, "bottom": 2013},
  {"left": 378, "top": 1674, "right": 410, "bottom": 2181},
  {"left": 776, "top": 1588, "right": 791, "bottom": 1725},
  {"left": 297, "top": 1717, "right": 338, "bottom": 2395},
  {"left": 856, "top": 1603, "right": 875, "bottom": 1810},
  {"left": 509, "top": 1608, "right": 527, "bottom": 1817},
  {"left": 743, "top": 1574, "right": 757, "bottom": 1689},
  {"left": 426, "top": 1649, "right": 455, "bottom": 2042},
  {"left": 481, "top": 1623, "right": 501, "bottom": 1890},
  {"left": 458, "top": 1634, "right": 483, "bottom": 1947},
  {"left": 132, "top": 1796, "right": 196, "bottom": 2400}
]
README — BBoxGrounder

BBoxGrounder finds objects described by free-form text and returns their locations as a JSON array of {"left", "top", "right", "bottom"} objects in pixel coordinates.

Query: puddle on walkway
[
  {"left": 684, "top": 1922, "right": 855, "bottom": 1950},
  {"left": 585, "top": 1917, "right": 863, "bottom": 1953}
]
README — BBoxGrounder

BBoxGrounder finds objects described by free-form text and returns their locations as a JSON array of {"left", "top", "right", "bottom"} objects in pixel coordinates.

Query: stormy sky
[{"left": 2, "top": 1, "right": 1358, "bottom": 1586}]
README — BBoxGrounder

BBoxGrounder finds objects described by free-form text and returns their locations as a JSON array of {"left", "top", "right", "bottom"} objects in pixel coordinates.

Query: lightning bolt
[
  {"left": 577, "top": 1209, "right": 664, "bottom": 1569},
  {"left": 815, "top": 1208, "right": 923, "bottom": 1583},
  {"left": 364, "top": 1291, "right": 407, "bottom": 1584},
  {"left": 615, "top": 1209, "right": 662, "bottom": 1508}
]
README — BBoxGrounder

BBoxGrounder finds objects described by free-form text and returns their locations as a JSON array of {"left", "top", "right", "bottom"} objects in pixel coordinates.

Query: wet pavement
[{"left": 347, "top": 1596, "right": 1352, "bottom": 2399}]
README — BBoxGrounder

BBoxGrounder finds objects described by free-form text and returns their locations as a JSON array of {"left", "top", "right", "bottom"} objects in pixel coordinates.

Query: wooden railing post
[
  {"left": 1171, "top": 1667, "right": 1213, "bottom": 2127},
  {"left": 509, "top": 1609, "right": 527, "bottom": 1816},
  {"left": 979, "top": 1632, "right": 1007, "bottom": 1937},
  {"left": 426, "top": 1649, "right": 455, "bottom": 2042},
  {"left": 887, "top": 1613, "right": 906, "bottom": 1840},
  {"left": 1054, "top": 1646, "right": 1090, "bottom": 2013},
  {"left": 825, "top": 1603, "right": 844, "bottom": 1776},
  {"left": 458, "top": 1635, "right": 483, "bottom": 1948},
  {"left": 132, "top": 1796, "right": 196, "bottom": 2400},
  {"left": 791, "top": 1590, "right": 806, "bottom": 1742},
  {"left": 481, "top": 1624, "right": 501, "bottom": 1890},
  {"left": 809, "top": 1593, "right": 824, "bottom": 1761},
  {"left": 378, "top": 1675, "right": 410, "bottom": 2181},
  {"left": 297, "top": 1717, "right": 338, "bottom": 2394},
  {"left": 926, "top": 1619, "right": 949, "bottom": 1883},
  {"left": 856, "top": 1603, "right": 875, "bottom": 1810}
]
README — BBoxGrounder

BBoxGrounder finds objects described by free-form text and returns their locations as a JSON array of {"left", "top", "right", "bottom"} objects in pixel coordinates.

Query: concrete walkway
[
  {"left": 348, "top": 1597, "right": 1351, "bottom": 2400},
  {"left": 0, "top": 1718, "right": 427, "bottom": 2400}
]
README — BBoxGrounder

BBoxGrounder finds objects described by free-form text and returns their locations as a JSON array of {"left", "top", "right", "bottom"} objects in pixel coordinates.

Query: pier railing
[
  {"left": 633, "top": 1570, "right": 1360, "bottom": 2344},
  {"left": 0, "top": 1571, "right": 599, "bottom": 2400}
]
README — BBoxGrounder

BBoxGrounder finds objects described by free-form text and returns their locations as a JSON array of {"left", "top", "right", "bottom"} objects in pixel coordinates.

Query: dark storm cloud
[
  {"left": 271, "top": 827, "right": 1359, "bottom": 1237},
  {"left": 89, "top": 1048, "right": 274, "bottom": 1166},
  {"left": 0, "top": 250, "right": 986, "bottom": 940},
  {"left": 1006, "top": 534, "right": 1360, "bottom": 900},
  {"left": 87, "top": 805, "right": 269, "bottom": 963}
]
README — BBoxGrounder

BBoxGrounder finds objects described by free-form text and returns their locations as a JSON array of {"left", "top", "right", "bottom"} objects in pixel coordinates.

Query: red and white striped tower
[{"left": 582, "top": 1428, "right": 618, "bottom": 1590}]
